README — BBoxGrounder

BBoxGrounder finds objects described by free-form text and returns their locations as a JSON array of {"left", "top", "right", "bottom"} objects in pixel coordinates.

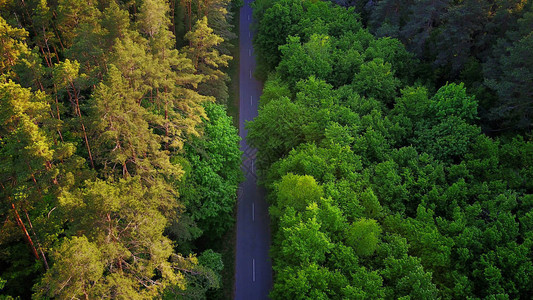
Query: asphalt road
[{"left": 234, "top": 1, "right": 273, "bottom": 299}]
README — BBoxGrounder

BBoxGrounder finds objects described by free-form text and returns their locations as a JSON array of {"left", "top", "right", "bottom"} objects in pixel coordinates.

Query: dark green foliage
[
  {"left": 252, "top": 0, "right": 362, "bottom": 79},
  {"left": 250, "top": 0, "right": 533, "bottom": 298},
  {"left": 363, "top": 0, "right": 533, "bottom": 131},
  {"left": 485, "top": 11, "right": 533, "bottom": 130},
  {"left": 247, "top": 96, "right": 312, "bottom": 169}
]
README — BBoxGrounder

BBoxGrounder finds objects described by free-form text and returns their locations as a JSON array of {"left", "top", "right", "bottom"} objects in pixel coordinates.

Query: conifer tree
[
  {"left": 30, "top": 0, "right": 59, "bottom": 68},
  {"left": 0, "top": 0, "right": 241, "bottom": 297},
  {"left": 52, "top": 59, "right": 95, "bottom": 168},
  {"left": 0, "top": 79, "right": 53, "bottom": 264},
  {"left": 0, "top": 16, "right": 30, "bottom": 76},
  {"left": 89, "top": 65, "right": 180, "bottom": 180},
  {"left": 55, "top": 0, "right": 100, "bottom": 49},
  {"left": 35, "top": 178, "right": 188, "bottom": 299},
  {"left": 195, "top": 0, "right": 237, "bottom": 54},
  {"left": 184, "top": 16, "right": 232, "bottom": 102},
  {"left": 0, "top": 79, "right": 84, "bottom": 273},
  {"left": 400, "top": 0, "right": 450, "bottom": 58},
  {"left": 135, "top": 0, "right": 210, "bottom": 146}
]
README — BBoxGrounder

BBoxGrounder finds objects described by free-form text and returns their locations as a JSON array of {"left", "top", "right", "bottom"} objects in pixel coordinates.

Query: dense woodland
[
  {"left": 338, "top": 0, "right": 533, "bottom": 133},
  {"left": 2, "top": 0, "right": 533, "bottom": 299},
  {"left": 0, "top": 0, "right": 242, "bottom": 298},
  {"left": 249, "top": 0, "right": 533, "bottom": 299}
]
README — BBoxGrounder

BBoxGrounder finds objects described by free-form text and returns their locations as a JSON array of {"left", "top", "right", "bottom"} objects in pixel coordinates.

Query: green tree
[
  {"left": 271, "top": 173, "right": 323, "bottom": 219},
  {"left": 52, "top": 59, "right": 95, "bottom": 168},
  {"left": 89, "top": 65, "right": 180, "bottom": 180},
  {"left": 134, "top": 0, "right": 210, "bottom": 148},
  {"left": 0, "top": 16, "right": 29, "bottom": 76},
  {"left": 434, "top": 0, "right": 488, "bottom": 74},
  {"left": 180, "top": 103, "right": 242, "bottom": 239},
  {"left": 184, "top": 16, "right": 232, "bottom": 102},
  {"left": 55, "top": 0, "right": 100, "bottom": 49},
  {"left": 246, "top": 97, "right": 311, "bottom": 169},
  {"left": 270, "top": 263, "right": 334, "bottom": 300},
  {"left": 0, "top": 79, "right": 54, "bottom": 264},
  {"left": 369, "top": 0, "right": 412, "bottom": 39},
  {"left": 276, "top": 212, "right": 333, "bottom": 266},
  {"left": 33, "top": 236, "right": 104, "bottom": 299},
  {"left": 352, "top": 58, "right": 400, "bottom": 105},
  {"left": 0, "top": 79, "right": 84, "bottom": 297},
  {"left": 36, "top": 177, "right": 187, "bottom": 299},
  {"left": 267, "top": 143, "right": 362, "bottom": 186},
  {"left": 252, "top": 0, "right": 304, "bottom": 74},
  {"left": 430, "top": 83, "right": 478, "bottom": 123},
  {"left": 277, "top": 35, "right": 333, "bottom": 88},
  {"left": 259, "top": 73, "right": 291, "bottom": 107},
  {"left": 378, "top": 234, "right": 439, "bottom": 299},
  {"left": 400, "top": 0, "right": 449, "bottom": 58},
  {"left": 485, "top": 26, "right": 533, "bottom": 130},
  {"left": 192, "top": 0, "right": 237, "bottom": 54},
  {"left": 414, "top": 116, "right": 480, "bottom": 163},
  {"left": 346, "top": 218, "right": 382, "bottom": 257},
  {"left": 165, "top": 250, "right": 222, "bottom": 299}
]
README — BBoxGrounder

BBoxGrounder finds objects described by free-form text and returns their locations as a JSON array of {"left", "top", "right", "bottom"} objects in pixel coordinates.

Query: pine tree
[
  {"left": 0, "top": 16, "right": 30, "bottom": 76},
  {"left": 184, "top": 16, "right": 232, "bottom": 102},
  {"left": 0, "top": 79, "right": 54, "bottom": 264},
  {"left": 484, "top": 7, "right": 533, "bottom": 130},
  {"left": 135, "top": 0, "right": 210, "bottom": 146},
  {"left": 89, "top": 65, "right": 180, "bottom": 180},
  {"left": 195, "top": 0, "right": 237, "bottom": 54},
  {"left": 486, "top": 33, "right": 533, "bottom": 130},
  {"left": 52, "top": 59, "right": 95, "bottom": 168},
  {"left": 55, "top": 0, "right": 100, "bottom": 49},
  {"left": 35, "top": 178, "right": 188, "bottom": 299},
  {"left": 30, "top": 0, "right": 60, "bottom": 68}
]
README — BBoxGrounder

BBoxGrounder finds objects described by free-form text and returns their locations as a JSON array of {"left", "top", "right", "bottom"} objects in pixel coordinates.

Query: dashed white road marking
[
  {"left": 252, "top": 202, "right": 255, "bottom": 221},
  {"left": 252, "top": 258, "right": 256, "bottom": 282}
]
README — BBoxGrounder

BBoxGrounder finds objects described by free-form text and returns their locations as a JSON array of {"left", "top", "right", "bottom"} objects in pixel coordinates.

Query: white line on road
[
  {"left": 252, "top": 202, "right": 255, "bottom": 221},
  {"left": 252, "top": 259, "right": 256, "bottom": 282},
  {"left": 250, "top": 95, "right": 253, "bottom": 106},
  {"left": 249, "top": 69, "right": 252, "bottom": 79},
  {"left": 248, "top": 15, "right": 250, "bottom": 21},
  {"left": 251, "top": 160, "right": 254, "bottom": 173}
]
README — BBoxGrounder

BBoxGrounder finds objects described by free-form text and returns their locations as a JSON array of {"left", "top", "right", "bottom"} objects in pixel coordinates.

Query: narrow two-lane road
[{"left": 234, "top": 0, "right": 272, "bottom": 299}]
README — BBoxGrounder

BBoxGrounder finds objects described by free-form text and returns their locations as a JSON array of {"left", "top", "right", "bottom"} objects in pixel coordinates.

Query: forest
[
  {"left": 248, "top": 0, "right": 533, "bottom": 299},
  {"left": 2, "top": 0, "right": 533, "bottom": 299},
  {"left": 0, "top": 0, "right": 242, "bottom": 298}
]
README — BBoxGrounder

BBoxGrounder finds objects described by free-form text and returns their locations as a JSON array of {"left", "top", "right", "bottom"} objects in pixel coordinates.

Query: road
[{"left": 234, "top": 0, "right": 272, "bottom": 299}]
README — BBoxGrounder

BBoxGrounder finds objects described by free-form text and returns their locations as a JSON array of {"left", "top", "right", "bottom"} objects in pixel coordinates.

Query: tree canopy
[
  {"left": 0, "top": 0, "right": 240, "bottom": 298},
  {"left": 249, "top": 0, "right": 533, "bottom": 298}
]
